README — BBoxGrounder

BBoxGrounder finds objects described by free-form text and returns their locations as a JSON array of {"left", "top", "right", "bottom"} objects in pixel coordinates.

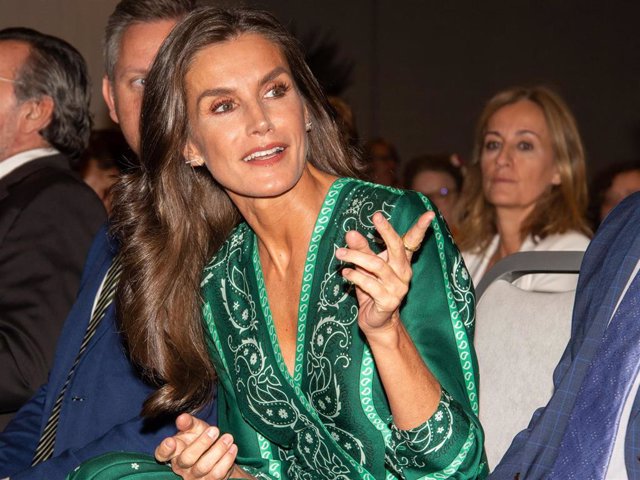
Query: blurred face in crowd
[
  {"left": 369, "top": 141, "right": 398, "bottom": 187},
  {"left": 0, "top": 41, "right": 31, "bottom": 161},
  {"left": 600, "top": 169, "right": 640, "bottom": 221},
  {"left": 411, "top": 169, "right": 459, "bottom": 224},
  {"left": 183, "top": 33, "right": 310, "bottom": 203},
  {"left": 102, "top": 19, "right": 177, "bottom": 155},
  {"left": 480, "top": 100, "right": 560, "bottom": 219},
  {"left": 82, "top": 158, "right": 120, "bottom": 214}
]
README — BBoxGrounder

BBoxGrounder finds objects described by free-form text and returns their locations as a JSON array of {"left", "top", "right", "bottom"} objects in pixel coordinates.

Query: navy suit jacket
[
  {"left": 0, "top": 225, "right": 217, "bottom": 479},
  {"left": 491, "top": 192, "right": 640, "bottom": 479}
]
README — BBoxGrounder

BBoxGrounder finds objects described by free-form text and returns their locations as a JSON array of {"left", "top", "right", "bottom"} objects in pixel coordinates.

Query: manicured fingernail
[
  {"left": 336, "top": 248, "right": 346, "bottom": 258},
  {"left": 222, "top": 434, "right": 233, "bottom": 446},
  {"left": 206, "top": 427, "right": 219, "bottom": 439}
]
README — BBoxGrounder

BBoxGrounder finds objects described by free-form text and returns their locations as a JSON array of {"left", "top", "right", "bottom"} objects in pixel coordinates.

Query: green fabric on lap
[{"left": 66, "top": 452, "right": 178, "bottom": 479}]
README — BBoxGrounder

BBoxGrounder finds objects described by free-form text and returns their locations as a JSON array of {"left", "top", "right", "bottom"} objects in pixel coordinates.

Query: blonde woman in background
[{"left": 457, "top": 86, "right": 591, "bottom": 292}]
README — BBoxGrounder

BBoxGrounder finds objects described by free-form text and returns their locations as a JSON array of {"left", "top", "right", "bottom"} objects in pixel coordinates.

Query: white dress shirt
[
  {"left": 462, "top": 231, "right": 590, "bottom": 292},
  {"left": 0, "top": 148, "right": 59, "bottom": 181}
]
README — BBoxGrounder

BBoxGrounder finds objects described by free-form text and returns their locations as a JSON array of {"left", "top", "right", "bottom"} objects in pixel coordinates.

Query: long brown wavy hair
[
  {"left": 111, "top": 7, "right": 363, "bottom": 417},
  {"left": 457, "top": 86, "right": 591, "bottom": 253}
]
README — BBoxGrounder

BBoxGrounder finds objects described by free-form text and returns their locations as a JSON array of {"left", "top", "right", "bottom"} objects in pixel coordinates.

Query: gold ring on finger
[{"left": 401, "top": 234, "right": 421, "bottom": 253}]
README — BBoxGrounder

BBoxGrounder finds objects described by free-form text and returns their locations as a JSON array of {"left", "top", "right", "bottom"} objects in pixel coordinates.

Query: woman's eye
[
  {"left": 131, "top": 77, "right": 146, "bottom": 88},
  {"left": 211, "top": 100, "right": 234, "bottom": 114},
  {"left": 517, "top": 141, "right": 534, "bottom": 151},
  {"left": 484, "top": 140, "right": 500, "bottom": 151},
  {"left": 265, "top": 83, "right": 289, "bottom": 99}
]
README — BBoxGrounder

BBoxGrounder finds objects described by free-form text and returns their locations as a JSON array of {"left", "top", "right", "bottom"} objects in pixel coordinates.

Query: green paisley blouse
[
  {"left": 66, "top": 178, "right": 486, "bottom": 480},
  {"left": 202, "top": 178, "right": 486, "bottom": 479}
]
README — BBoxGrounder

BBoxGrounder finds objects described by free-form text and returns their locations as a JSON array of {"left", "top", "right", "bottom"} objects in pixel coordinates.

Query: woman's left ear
[
  {"left": 183, "top": 142, "right": 205, "bottom": 167},
  {"left": 551, "top": 171, "right": 561, "bottom": 186},
  {"left": 304, "top": 106, "right": 312, "bottom": 132}
]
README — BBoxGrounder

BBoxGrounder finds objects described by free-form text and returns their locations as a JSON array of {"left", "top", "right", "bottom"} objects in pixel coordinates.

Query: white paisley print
[{"left": 200, "top": 178, "right": 486, "bottom": 479}]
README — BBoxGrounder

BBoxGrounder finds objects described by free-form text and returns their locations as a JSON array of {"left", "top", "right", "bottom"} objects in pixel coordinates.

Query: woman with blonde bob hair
[{"left": 458, "top": 86, "right": 591, "bottom": 292}]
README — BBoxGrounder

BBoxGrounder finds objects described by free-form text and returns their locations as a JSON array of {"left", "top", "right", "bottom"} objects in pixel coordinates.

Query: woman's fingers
[
  {"left": 156, "top": 413, "right": 212, "bottom": 463},
  {"left": 176, "top": 413, "right": 209, "bottom": 435},
  {"left": 174, "top": 427, "right": 222, "bottom": 468},
  {"left": 186, "top": 440, "right": 238, "bottom": 479},
  {"left": 175, "top": 429, "right": 237, "bottom": 477},
  {"left": 155, "top": 435, "right": 179, "bottom": 463},
  {"left": 399, "top": 211, "right": 435, "bottom": 260},
  {"left": 344, "top": 229, "right": 375, "bottom": 255},
  {"left": 370, "top": 212, "right": 406, "bottom": 266},
  {"left": 342, "top": 267, "right": 407, "bottom": 312}
]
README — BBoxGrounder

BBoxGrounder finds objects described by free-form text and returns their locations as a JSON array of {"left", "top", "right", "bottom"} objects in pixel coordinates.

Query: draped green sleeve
[{"left": 380, "top": 190, "right": 487, "bottom": 478}]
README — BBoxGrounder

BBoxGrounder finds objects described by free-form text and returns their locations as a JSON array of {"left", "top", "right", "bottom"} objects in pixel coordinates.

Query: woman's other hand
[{"left": 155, "top": 413, "right": 252, "bottom": 479}]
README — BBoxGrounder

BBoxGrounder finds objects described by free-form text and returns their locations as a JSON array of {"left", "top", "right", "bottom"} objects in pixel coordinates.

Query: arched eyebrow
[
  {"left": 196, "top": 66, "right": 290, "bottom": 107},
  {"left": 484, "top": 129, "right": 541, "bottom": 139},
  {"left": 515, "top": 129, "right": 541, "bottom": 139}
]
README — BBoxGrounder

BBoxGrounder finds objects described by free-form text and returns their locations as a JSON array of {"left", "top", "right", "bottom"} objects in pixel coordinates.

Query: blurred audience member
[
  {"left": 404, "top": 153, "right": 463, "bottom": 233},
  {"left": 76, "top": 129, "right": 131, "bottom": 215},
  {"left": 458, "top": 86, "right": 591, "bottom": 292},
  {"left": 588, "top": 161, "right": 640, "bottom": 230},
  {"left": 0, "top": 27, "right": 105, "bottom": 427},
  {"left": 328, "top": 95, "right": 359, "bottom": 149},
  {"left": 363, "top": 137, "right": 400, "bottom": 187}
]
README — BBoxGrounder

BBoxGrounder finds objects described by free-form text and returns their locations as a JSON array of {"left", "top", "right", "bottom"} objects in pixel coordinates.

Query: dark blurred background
[{"left": 2, "top": 0, "right": 639, "bottom": 174}]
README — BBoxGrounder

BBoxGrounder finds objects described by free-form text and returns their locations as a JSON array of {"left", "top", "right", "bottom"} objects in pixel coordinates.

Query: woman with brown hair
[
  {"left": 69, "top": 7, "right": 485, "bottom": 480},
  {"left": 457, "top": 86, "right": 591, "bottom": 292}
]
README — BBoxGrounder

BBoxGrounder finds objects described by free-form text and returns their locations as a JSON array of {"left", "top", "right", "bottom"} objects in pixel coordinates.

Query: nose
[
  {"left": 495, "top": 144, "right": 512, "bottom": 168},
  {"left": 245, "top": 101, "right": 273, "bottom": 136}
]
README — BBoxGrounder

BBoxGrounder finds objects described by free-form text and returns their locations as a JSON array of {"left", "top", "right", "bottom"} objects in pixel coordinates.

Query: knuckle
[
  {"left": 211, "top": 464, "right": 228, "bottom": 480},
  {"left": 380, "top": 298, "right": 396, "bottom": 311},
  {"left": 177, "top": 450, "right": 197, "bottom": 469},
  {"left": 372, "top": 257, "right": 386, "bottom": 270},
  {"left": 191, "top": 461, "right": 209, "bottom": 478}
]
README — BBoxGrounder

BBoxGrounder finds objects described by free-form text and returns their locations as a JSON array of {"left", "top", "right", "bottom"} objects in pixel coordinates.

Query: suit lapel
[
  {"left": 570, "top": 215, "right": 640, "bottom": 356},
  {"left": 44, "top": 229, "right": 116, "bottom": 412}
]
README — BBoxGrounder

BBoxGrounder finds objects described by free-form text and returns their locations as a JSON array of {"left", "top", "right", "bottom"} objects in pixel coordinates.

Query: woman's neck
[
  {"left": 491, "top": 206, "right": 533, "bottom": 263},
  {"left": 231, "top": 165, "right": 337, "bottom": 274}
]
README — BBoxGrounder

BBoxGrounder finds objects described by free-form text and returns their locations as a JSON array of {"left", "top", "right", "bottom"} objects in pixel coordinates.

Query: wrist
[{"left": 363, "top": 316, "right": 406, "bottom": 351}]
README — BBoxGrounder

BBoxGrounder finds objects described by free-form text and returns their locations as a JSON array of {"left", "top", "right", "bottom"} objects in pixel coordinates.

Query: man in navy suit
[
  {"left": 491, "top": 191, "right": 640, "bottom": 479},
  {"left": 0, "top": 1, "right": 217, "bottom": 479}
]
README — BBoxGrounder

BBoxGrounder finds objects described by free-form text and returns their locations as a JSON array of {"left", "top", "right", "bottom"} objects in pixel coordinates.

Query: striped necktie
[{"left": 31, "top": 254, "right": 123, "bottom": 465}]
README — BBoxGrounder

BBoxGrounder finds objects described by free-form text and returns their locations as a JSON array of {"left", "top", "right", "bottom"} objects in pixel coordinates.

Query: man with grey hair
[
  {"left": 0, "top": 27, "right": 105, "bottom": 427},
  {"left": 0, "top": 2, "right": 216, "bottom": 479}
]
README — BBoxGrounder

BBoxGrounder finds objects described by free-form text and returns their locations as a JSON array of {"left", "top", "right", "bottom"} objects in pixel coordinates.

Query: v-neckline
[{"left": 251, "top": 177, "right": 347, "bottom": 388}]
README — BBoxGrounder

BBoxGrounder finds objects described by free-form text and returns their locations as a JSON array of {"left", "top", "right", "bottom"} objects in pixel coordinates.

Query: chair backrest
[{"left": 475, "top": 251, "right": 583, "bottom": 470}]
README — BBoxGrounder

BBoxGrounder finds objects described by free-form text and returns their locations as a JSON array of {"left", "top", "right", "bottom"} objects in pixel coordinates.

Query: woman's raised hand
[
  {"left": 336, "top": 211, "right": 434, "bottom": 335},
  {"left": 155, "top": 413, "right": 252, "bottom": 480}
]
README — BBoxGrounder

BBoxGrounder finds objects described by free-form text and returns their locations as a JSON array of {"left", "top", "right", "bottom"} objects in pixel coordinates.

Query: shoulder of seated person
[{"left": 532, "top": 230, "right": 590, "bottom": 250}]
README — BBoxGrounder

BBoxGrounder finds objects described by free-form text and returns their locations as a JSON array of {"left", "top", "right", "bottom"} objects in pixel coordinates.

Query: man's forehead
[
  {"left": 114, "top": 19, "right": 178, "bottom": 76},
  {"left": 0, "top": 40, "right": 30, "bottom": 74}
]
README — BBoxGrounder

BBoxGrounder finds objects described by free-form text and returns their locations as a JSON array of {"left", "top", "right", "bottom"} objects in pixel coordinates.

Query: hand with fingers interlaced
[{"left": 155, "top": 414, "right": 254, "bottom": 480}]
